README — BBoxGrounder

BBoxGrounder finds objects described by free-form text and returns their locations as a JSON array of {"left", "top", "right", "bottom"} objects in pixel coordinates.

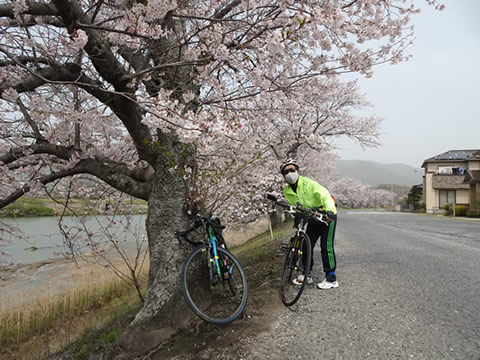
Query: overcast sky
[{"left": 335, "top": 0, "right": 480, "bottom": 168}]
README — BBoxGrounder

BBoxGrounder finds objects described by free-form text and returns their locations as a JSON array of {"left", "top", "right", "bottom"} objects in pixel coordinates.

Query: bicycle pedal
[{"left": 280, "top": 244, "right": 290, "bottom": 252}]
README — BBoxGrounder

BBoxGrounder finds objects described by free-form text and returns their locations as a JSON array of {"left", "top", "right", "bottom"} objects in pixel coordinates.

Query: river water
[
  {"left": 0, "top": 215, "right": 147, "bottom": 265},
  {"left": 0, "top": 214, "right": 270, "bottom": 312}
]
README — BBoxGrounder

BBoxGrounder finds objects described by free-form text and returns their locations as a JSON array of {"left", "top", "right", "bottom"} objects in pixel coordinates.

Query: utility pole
[{"left": 391, "top": 184, "right": 394, "bottom": 208}]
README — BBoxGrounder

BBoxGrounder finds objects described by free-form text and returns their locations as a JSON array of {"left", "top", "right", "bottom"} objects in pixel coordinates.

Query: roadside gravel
[
  {"left": 229, "top": 211, "right": 480, "bottom": 360},
  {"left": 156, "top": 210, "right": 480, "bottom": 360}
]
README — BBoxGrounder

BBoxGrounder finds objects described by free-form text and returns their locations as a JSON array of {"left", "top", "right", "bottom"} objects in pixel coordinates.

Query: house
[
  {"left": 463, "top": 169, "right": 480, "bottom": 212},
  {"left": 421, "top": 149, "right": 480, "bottom": 214}
]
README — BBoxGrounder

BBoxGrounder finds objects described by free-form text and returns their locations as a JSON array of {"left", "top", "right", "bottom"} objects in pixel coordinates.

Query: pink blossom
[
  {"left": 1, "top": 88, "right": 19, "bottom": 101},
  {"left": 13, "top": 0, "right": 28, "bottom": 18}
]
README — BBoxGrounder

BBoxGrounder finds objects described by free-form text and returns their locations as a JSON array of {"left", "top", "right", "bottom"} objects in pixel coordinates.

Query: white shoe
[
  {"left": 317, "top": 279, "right": 339, "bottom": 290},
  {"left": 292, "top": 274, "right": 313, "bottom": 286}
]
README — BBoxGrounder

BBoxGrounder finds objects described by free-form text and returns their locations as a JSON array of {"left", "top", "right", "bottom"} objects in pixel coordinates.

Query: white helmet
[{"left": 280, "top": 158, "right": 299, "bottom": 174}]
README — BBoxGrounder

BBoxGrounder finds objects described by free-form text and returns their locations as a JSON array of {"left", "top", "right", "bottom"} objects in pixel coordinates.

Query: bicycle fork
[
  {"left": 208, "top": 235, "right": 233, "bottom": 288},
  {"left": 293, "top": 220, "right": 309, "bottom": 272}
]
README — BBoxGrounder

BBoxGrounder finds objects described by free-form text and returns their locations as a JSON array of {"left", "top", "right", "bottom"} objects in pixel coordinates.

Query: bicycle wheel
[
  {"left": 280, "top": 233, "right": 312, "bottom": 306},
  {"left": 182, "top": 245, "right": 248, "bottom": 325}
]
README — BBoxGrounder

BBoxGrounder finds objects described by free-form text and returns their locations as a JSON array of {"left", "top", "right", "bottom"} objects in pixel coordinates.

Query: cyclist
[{"left": 280, "top": 159, "right": 339, "bottom": 290}]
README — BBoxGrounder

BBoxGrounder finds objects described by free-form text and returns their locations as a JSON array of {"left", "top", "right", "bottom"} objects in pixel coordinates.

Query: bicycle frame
[
  {"left": 286, "top": 211, "right": 311, "bottom": 274},
  {"left": 177, "top": 213, "right": 248, "bottom": 324},
  {"left": 284, "top": 205, "right": 327, "bottom": 236},
  {"left": 209, "top": 227, "right": 235, "bottom": 279},
  {"left": 294, "top": 216, "right": 309, "bottom": 238}
]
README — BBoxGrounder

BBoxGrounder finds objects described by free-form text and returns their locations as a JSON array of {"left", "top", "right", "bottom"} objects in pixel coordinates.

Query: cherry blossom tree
[
  {"left": 195, "top": 76, "right": 381, "bottom": 222},
  {"left": 0, "top": 0, "right": 443, "bottom": 353},
  {"left": 328, "top": 177, "right": 395, "bottom": 208}
]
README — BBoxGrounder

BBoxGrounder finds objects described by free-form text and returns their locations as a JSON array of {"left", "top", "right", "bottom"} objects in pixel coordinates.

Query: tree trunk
[
  {"left": 132, "top": 167, "right": 189, "bottom": 327},
  {"left": 104, "top": 131, "right": 199, "bottom": 359}
]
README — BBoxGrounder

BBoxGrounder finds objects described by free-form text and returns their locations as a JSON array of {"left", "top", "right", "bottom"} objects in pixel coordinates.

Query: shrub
[
  {"left": 466, "top": 211, "right": 480, "bottom": 218},
  {"left": 455, "top": 205, "right": 468, "bottom": 217},
  {"left": 443, "top": 203, "right": 453, "bottom": 216}
]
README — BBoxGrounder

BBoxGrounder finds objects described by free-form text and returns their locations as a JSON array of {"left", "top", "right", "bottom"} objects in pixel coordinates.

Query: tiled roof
[{"left": 422, "top": 149, "right": 480, "bottom": 167}]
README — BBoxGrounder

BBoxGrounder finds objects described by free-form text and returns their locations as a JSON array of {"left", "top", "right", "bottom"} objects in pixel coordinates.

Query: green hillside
[{"left": 336, "top": 160, "right": 423, "bottom": 186}]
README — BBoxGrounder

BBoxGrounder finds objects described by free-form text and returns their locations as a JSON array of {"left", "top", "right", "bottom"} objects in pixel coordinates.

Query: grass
[
  {"left": 58, "top": 301, "right": 142, "bottom": 360},
  {"left": 231, "top": 219, "right": 292, "bottom": 261},
  {"left": 0, "top": 196, "right": 148, "bottom": 218},
  {"left": 0, "top": 201, "right": 55, "bottom": 217},
  {"left": 0, "top": 264, "right": 148, "bottom": 354},
  {"left": 0, "top": 219, "right": 292, "bottom": 359}
]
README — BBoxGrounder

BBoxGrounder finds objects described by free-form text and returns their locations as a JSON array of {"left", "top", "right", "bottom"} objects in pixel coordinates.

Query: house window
[{"left": 439, "top": 190, "right": 456, "bottom": 207}]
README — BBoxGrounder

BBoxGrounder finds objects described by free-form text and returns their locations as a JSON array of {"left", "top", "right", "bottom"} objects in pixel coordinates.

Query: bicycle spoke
[
  {"left": 280, "top": 234, "right": 311, "bottom": 306},
  {"left": 182, "top": 245, "right": 248, "bottom": 324}
]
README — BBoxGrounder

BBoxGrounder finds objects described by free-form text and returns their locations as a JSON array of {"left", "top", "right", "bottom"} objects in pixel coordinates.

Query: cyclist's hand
[{"left": 326, "top": 211, "right": 335, "bottom": 223}]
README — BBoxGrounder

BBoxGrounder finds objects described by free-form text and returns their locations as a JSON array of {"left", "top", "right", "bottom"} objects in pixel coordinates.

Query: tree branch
[
  {"left": 213, "top": 0, "right": 242, "bottom": 19},
  {"left": 0, "top": 55, "right": 156, "bottom": 165},
  {"left": 16, "top": 97, "right": 45, "bottom": 141},
  {"left": 0, "top": 164, "right": 85, "bottom": 208},
  {"left": 0, "top": 2, "right": 58, "bottom": 18},
  {"left": 73, "top": 158, "right": 153, "bottom": 200},
  {"left": 0, "top": 59, "right": 83, "bottom": 96},
  {"left": 0, "top": 143, "right": 74, "bottom": 165},
  {"left": 0, "top": 55, "right": 54, "bottom": 67},
  {"left": 0, "top": 157, "right": 152, "bottom": 209},
  {"left": 1, "top": 15, "right": 64, "bottom": 28},
  {"left": 52, "top": 0, "right": 131, "bottom": 91}
]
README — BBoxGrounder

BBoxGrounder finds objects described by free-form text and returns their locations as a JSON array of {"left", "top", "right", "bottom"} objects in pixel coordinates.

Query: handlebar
[
  {"left": 266, "top": 193, "right": 330, "bottom": 225},
  {"left": 176, "top": 213, "right": 226, "bottom": 246}
]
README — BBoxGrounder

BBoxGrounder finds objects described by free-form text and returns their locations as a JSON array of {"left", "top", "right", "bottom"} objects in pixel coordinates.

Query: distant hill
[{"left": 336, "top": 160, "right": 423, "bottom": 187}]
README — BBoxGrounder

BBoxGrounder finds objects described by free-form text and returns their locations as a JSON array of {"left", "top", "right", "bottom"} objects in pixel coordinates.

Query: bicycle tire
[
  {"left": 182, "top": 244, "right": 248, "bottom": 325},
  {"left": 280, "top": 233, "right": 312, "bottom": 306}
]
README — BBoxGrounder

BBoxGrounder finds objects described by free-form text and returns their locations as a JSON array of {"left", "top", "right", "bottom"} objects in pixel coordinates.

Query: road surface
[{"left": 239, "top": 210, "right": 480, "bottom": 360}]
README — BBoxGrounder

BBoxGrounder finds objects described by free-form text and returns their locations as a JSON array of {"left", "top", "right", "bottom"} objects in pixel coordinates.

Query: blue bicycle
[{"left": 176, "top": 214, "right": 248, "bottom": 324}]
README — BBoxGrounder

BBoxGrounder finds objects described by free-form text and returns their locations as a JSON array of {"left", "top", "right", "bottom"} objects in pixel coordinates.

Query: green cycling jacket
[{"left": 283, "top": 175, "right": 337, "bottom": 214}]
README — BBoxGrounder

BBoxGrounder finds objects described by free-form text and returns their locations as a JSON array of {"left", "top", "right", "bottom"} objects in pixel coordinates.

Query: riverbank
[
  {"left": 0, "top": 197, "right": 148, "bottom": 218},
  {"left": 0, "top": 254, "right": 147, "bottom": 312},
  {"left": 0, "top": 253, "right": 148, "bottom": 360},
  {"left": 0, "top": 218, "right": 292, "bottom": 360}
]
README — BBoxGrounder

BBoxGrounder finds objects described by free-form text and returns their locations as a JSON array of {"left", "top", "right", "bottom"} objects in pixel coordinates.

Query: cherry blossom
[{"left": 0, "top": 0, "right": 443, "bottom": 333}]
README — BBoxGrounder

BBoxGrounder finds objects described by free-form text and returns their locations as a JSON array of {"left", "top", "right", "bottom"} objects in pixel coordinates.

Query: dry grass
[{"left": 0, "top": 260, "right": 148, "bottom": 353}]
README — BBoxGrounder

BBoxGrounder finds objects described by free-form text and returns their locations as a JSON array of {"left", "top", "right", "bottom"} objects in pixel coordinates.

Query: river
[
  {"left": 0, "top": 215, "right": 147, "bottom": 265},
  {"left": 0, "top": 213, "right": 269, "bottom": 311}
]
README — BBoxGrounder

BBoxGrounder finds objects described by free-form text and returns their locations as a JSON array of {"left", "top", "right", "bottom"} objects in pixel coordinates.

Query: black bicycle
[
  {"left": 267, "top": 194, "right": 328, "bottom": 306},
  {"left": 176, "top": 214, "right": 248, "bottom": 325}
]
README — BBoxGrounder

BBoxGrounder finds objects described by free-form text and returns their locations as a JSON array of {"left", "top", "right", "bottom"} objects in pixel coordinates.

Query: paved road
[{"left": 240, "top": 210, "right": 480, "bottom": 360}]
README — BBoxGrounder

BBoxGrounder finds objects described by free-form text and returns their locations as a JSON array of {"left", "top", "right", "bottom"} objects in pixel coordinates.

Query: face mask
[{"left": 284, "top": 171, "right": 298, "bottom": 184}]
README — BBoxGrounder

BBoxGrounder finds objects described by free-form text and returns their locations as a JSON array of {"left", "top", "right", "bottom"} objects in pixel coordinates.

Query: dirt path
[{"left": 149, "top": 224, "right": 291, "bottom": 360}]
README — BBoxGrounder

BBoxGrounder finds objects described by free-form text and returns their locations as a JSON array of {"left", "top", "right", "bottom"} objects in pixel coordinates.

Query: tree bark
[{"left": 101, "top": 131, "right": 200, "bottom": 359}]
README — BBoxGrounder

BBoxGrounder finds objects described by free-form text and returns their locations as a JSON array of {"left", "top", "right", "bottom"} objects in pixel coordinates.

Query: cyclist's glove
[{"left": 326, "top": 211, "right": 335, "bottom": 220}]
